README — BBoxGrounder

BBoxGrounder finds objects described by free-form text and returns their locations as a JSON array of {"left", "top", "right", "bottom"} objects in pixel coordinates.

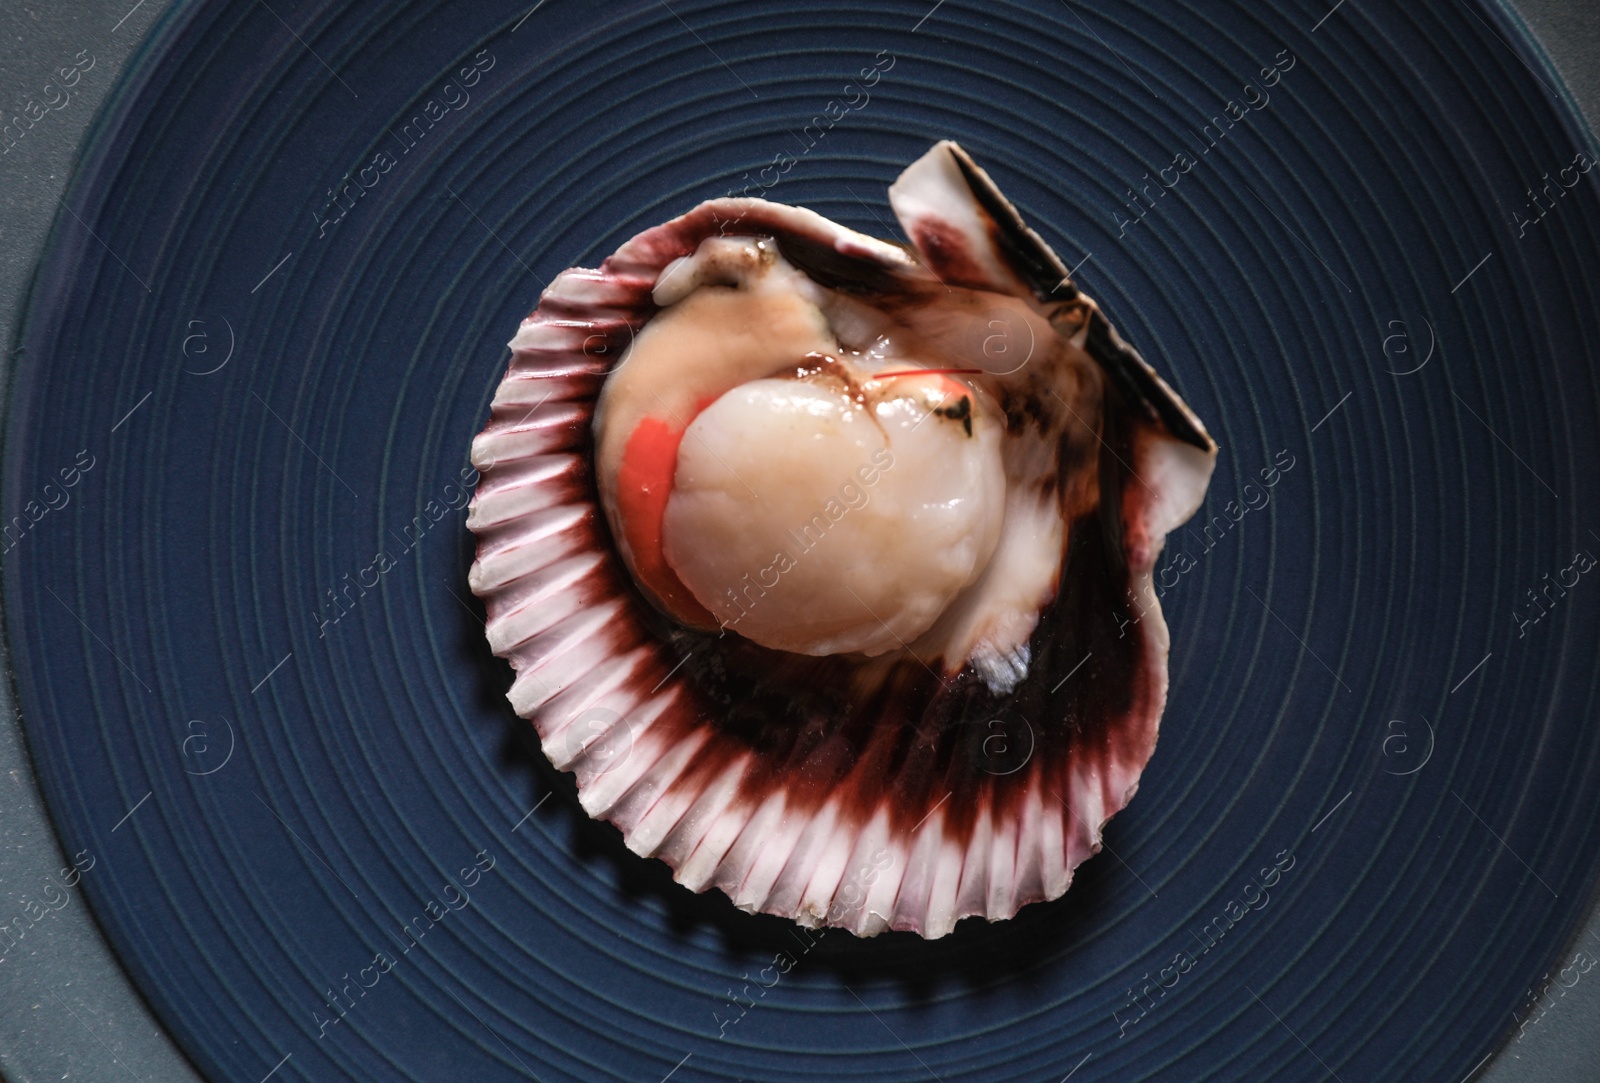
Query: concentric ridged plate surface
[{"left": 7, "top": 1, "right": 1600, "bottom": 1080}]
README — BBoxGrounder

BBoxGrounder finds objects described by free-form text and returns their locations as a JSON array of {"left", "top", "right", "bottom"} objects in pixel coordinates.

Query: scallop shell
[{"left": 467, "top": 142, "right": 1215, "bottom": 938}]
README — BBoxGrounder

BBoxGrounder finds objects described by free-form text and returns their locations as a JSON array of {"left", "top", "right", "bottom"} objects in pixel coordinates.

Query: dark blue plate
[{"left": 9, "top": 0, "right": 1600, "bottom": 1079}]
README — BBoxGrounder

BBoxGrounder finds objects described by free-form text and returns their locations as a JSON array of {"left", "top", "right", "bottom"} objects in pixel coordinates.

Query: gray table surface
[{"left": 1, "top": 1, "right": 1595, "bottom": 1080}]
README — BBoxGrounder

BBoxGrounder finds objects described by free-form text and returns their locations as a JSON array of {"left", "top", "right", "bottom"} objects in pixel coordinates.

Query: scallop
[{"left": 467, "top": 141, "right": 1216, "bottom": 937}]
